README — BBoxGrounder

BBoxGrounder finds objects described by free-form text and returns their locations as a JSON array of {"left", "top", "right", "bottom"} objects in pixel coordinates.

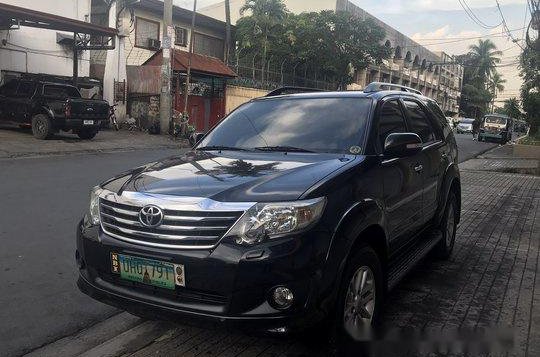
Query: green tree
[
  {"left": 519, "top": 38, "right": 540, "bottom": 135},
  {"left": 497, "top": 98, "right": 521, "bottom": 119},
  {"left": 458, "top": 40, "right": 502, "bottom": 118},
  {"left": 489, "top": 72, "right": 506, "bottom": 110},
  {"left": 236, "top": 1, "right": 391, "bottom": 89},
  {"left": 236, "top": 0, "right": 288, "bottom": 80},
  {"left": 468, "top": 39, "right": 502, "bottom": 87}
]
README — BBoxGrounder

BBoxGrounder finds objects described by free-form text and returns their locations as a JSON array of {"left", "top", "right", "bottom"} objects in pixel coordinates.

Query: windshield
[
  {"left": 43, "top": 85, "right": 81, "bottom": 99},
  {"left": 198, "top": 97, "right": 372, "bottom": 154},
  {"left": 485, "top": 116, "right": 507, "bottom": 125},
  {"left": 459, "top": 119, "right": 474, "bottom": 124}
]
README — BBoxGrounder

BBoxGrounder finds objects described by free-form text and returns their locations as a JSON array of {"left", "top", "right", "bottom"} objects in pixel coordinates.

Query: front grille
[{"left": 99, "top": 199, "right": 243, "bottom": 249}]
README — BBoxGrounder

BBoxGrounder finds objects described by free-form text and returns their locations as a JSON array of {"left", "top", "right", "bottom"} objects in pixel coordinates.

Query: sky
[{"left": 173, "top": 0, "right": 530, "bottom": 103}]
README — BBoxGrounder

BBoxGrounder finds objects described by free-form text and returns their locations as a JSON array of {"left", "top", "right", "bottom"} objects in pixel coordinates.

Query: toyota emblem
[{"left": 139, "top": 205, "right": 164, "bottom": 227}]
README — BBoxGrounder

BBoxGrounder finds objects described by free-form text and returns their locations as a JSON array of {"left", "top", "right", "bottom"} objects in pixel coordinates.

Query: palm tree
[
  {"left": 489, "top": 72, "right": 506, "bottom": 110},
  {"left": 239, "top": 0, "right": 288, "bottom": 80},
  {"left": 502, "top": 98, "right": 521, "bottom": 119},
  {"left": 468, "top": 39, "right": 502, "bottom": 87}
]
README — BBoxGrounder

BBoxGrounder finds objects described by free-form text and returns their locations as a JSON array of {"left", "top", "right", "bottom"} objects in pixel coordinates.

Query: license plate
[
  {"left": 83, "top": 120, "right": 94, "bottom": 125},
  {"left": 111, "top": 253, "right": 185, "bottom": 290}
]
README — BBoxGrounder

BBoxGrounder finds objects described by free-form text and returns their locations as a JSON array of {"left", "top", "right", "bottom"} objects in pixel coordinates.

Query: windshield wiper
[
  {"left": 196, "top": 145, "right": 248, "bottom": 152},
  {"left": 254, "top": 145, "right": 315, "bottom": 153}
]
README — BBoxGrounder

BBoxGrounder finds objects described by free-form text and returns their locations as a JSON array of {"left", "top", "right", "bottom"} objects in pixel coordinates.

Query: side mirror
[
  {"left": 189, "top": 132, "right": 205, "bottom": 147},
  {"left": 384, "top": 133, "right": 423, "bottom": 158}
]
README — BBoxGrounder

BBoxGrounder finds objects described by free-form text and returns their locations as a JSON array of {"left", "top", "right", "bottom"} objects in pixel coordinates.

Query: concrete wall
[
  {"left": 0, "top": 0, "right": 91, "bottom": 82},
  {"left": 225, "top": 85, "right": 267, "bottom": 114}
]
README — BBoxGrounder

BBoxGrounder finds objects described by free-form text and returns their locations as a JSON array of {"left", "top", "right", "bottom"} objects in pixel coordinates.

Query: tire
[
  {"left": 77, "top": 130, "right": 98, "bottom": 140},
  {"left": 31, "top": 114, "right": 53, "bottom": 140},
  {"left": 336, "top": 246, "right": 384, "bottom": 343},
  {"left": 434, "top": 190, "right": 458, "bottom": 259}
]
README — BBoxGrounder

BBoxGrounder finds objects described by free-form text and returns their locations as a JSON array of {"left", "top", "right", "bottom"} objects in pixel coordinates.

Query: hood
[{"left": 102, "top": 150, "right": 358, "bottom": 202}]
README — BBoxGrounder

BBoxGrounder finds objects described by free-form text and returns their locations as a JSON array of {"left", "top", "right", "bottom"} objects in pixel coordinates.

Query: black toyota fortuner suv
[{"left": 77, "top": 83, "right": 461, "bottom": 341}]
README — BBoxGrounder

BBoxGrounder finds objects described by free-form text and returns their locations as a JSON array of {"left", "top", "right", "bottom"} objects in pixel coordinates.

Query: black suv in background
[
  {"left": 0, "top": 79, "right": 109, "bottom": 139},
  {"left": 76, "top": 83, "right": 461, "bottom": 342}
]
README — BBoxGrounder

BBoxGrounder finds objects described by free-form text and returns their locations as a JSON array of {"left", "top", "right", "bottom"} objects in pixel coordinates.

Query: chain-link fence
[{"left": 228, "top": 55, "right": 339, "bottom": 91}]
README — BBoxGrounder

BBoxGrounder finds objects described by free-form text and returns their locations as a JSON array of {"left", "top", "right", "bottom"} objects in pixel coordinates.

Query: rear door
[
  {"left": 402, "top": 98, "right": 444, "bottom": 225},
  {"left": 376, "top": 98, "right": 425, "bottom": 252},
  {"left": 13, "top": 81, "right": 36, "bottom": 124}
]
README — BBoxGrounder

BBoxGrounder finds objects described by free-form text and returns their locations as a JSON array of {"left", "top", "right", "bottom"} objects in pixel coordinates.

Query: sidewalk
[
  {"left": 25, "top": 145, "right": 540, "bottom": 357},
  {"left": 459, "top": 144, "right": 540, "bottom": 175},
  {"left": 0, "top": 126, "right": 188, "bottom": 159}
]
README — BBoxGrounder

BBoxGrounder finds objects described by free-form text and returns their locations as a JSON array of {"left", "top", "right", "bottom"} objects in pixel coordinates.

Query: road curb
[{"left": 23, "top": 313, "right": 142, "bottom": 357}]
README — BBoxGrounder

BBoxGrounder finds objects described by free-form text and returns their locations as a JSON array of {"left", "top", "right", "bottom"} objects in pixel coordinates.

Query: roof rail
[
  {"left": 364, "top": 82, "right": 422, "bottom": 95},
  {"left": 266, "top": 86, "right": 325, "bottom": 97}
]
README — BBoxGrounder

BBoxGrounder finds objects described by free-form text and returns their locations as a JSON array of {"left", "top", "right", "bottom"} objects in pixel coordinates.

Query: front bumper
[{"left": 76, "top": 221, "right": 331, "bottom": 332}]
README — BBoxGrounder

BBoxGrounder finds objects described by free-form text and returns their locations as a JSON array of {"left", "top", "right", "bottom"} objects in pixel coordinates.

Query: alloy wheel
[{"left": 343, "top": 265, "right": 376, "bottom": 339}]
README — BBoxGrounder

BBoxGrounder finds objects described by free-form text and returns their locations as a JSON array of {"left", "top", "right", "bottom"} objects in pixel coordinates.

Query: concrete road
[
  {"left": 0, "top": 149, "right": 182, "bottom": 357},
  {"left": 0, "top": 135, "right": 498, "bottom": 357},
  {"left": 453, "top": 132, "right": 498, "bottom": 162}
]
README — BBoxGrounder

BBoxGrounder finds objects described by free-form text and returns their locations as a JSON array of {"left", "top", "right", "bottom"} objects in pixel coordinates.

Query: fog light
[{"left": 272, "top": 286, "right": 294, "bottom": 309}]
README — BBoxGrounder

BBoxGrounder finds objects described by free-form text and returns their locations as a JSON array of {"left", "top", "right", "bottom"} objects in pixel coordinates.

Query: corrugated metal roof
[{"left": 144, "top": 49, "right": 237, "bottom": 78}]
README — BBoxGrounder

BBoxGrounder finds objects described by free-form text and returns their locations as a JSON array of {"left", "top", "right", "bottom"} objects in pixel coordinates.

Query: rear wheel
[
  {"left": 336, "top": 246, "right": 383, "bottom": 342},
  {"left": 434, "top": 191, "right": 457, "bottom": 259},
  {"left": 77, "top": 129, "right": 98, "bottom": 140},
  {"left": 31, "top": 114, "right": 53, "bottom": 139}
]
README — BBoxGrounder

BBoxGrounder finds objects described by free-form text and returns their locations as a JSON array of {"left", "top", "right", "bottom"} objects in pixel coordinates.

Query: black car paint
[
  {"left": 76, "top": 90, "right": 461, "bottom": 333},
  {"left": 0, "top": 79, "right": 109, "bottom": 131}
]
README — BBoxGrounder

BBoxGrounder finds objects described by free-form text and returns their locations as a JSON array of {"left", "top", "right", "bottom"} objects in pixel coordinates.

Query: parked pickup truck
[{"left": 0, "top": 78, "right": 109, "bottom": 139}]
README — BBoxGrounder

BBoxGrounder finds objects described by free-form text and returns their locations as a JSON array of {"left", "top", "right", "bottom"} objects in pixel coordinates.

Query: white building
[{"left": 0, "top": 0, "right": 92, "bottom": 83}]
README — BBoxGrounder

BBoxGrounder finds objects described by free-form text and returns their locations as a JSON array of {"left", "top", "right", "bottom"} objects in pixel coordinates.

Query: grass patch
[{"left": 518, "top": 135, "right": 540, "bottom": 146}]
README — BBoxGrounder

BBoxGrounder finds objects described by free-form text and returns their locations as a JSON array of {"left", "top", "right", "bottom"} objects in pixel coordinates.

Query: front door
[{"left": 377, "top": 99, "right": 425, "bottom": 253}]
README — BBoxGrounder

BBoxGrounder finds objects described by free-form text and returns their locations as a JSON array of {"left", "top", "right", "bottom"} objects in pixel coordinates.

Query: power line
[
  {"left": 413, "top": 26, "right": 526, "bottom": 41},
  {"left": 458, "top": 0, "right": 502, "bottom": 29},
  {"left": 495, "top": 0, "right": 526, "bottom": 50}
]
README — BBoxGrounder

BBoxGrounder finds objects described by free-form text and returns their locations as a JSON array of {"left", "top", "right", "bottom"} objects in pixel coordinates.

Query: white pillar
[{"left": 103, "top": 1, "right": 127, "bottom": 121}]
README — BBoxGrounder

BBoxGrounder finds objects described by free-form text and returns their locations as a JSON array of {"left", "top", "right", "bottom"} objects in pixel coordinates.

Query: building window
[
  {"left": 193, "top": 32, "right": 224, "bottom": 60},
  {"left": 175, "top": 27, "right": 187, "bottom": 46},
  {"left": 135, "top": 17, "right": 160, "bottom": 49}
]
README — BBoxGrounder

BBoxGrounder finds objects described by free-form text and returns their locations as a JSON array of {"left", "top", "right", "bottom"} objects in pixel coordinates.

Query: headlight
[
  {"left": 227, "top": 197, "right": 326, "bottom": 246},
  {"left": 88, "top": 186, "right": 103, "bottom": 226}
]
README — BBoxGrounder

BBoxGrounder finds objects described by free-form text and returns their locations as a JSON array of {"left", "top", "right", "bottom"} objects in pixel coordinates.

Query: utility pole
[
  {"left": 159, "top": 0, "right": 173, "bottom": 134},
  {"left": 224, "top": 0, "right": 231, "bottom": 64},
  {"left": 183, "top": 0, "right": 197, "bottom": 116}
]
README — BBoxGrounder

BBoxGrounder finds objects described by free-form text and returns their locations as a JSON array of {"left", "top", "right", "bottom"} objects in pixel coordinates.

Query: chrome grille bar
[{"left": 98, "top": 192, "right": 252, "bottom": 249}]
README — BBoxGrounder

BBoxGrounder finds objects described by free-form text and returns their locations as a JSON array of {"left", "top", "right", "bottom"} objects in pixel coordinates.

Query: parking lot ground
[
  {"left": 24, "top": 150, "right": 540, "bottom": 357},
  {"left": 0, "top": 126, "right": 188, "bottom": 159}
]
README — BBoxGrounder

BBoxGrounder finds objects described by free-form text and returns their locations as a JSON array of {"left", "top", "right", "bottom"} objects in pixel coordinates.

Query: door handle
[{"left": 414, "top": 164, "right": 424, "bottom": 173}]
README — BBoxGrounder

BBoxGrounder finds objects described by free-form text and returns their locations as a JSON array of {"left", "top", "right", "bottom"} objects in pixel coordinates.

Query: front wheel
[
  {"left": 336, "top": 246, "right": 384, "bottom": 342},
  {"left": 31, "top": 114, "right": 53, "bottom": 139},
  {"left": 77, "top": 129, "right": 98, "bottom": 140},
  {"left": 434, "top": 191, "right": 458, "bottom": 259}
]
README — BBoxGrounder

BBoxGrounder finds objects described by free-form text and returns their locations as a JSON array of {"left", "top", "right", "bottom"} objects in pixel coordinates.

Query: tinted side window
[
  {"left": 378, "top": 100, "right": 407, "bottom": 150},
  {"left": 0, "top": 80, "right": 18, "bottom": 96},
  {"left": 403, "top": 100, "right": 436, "bottom": 143},
  {"left": 16, "top": 81, "right": 35, "bottom": 97}
]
